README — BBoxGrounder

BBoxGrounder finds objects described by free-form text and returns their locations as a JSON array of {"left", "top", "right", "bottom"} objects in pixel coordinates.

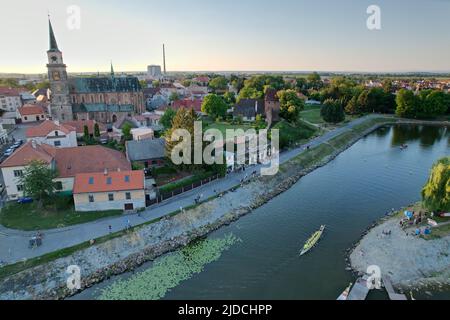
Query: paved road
[{"left": 0, "top": 115, "right": 379, "bottom": 265}]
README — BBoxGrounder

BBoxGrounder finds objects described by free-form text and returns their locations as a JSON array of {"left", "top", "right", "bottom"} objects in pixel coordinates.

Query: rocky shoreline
[
  {"left": 348, "top": 206, "right": 450, "bottom": 293},
  {"left": 0, "top": 119, "right": 435, "bottom": 300}
]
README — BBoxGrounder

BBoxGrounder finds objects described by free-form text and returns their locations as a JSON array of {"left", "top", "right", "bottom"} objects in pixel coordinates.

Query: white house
[
  {"left": 17, "top": 104, "right": 46, "bottom": 123},
  {"left": 0, "top": 87, "right": 22, "bottom": 112},
  {"left": 25, "top": 120, "right": 77, "bottom": 148}
]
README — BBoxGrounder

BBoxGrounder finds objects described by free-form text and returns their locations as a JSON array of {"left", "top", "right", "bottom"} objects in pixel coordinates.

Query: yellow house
[{"left": 73, "top": 170, "right": 145, "bottom": 212}]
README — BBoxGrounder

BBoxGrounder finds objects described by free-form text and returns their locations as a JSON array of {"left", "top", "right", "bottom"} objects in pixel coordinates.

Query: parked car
[
  {"left": 17, "top": 197, "right": 33, "bottom": 204},
  {"left": 3, "top": 149, "right": 14, "bottom": 157}
]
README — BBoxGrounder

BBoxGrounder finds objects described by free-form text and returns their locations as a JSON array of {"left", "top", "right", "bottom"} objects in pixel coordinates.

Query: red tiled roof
[
  {"left": 18, "top": 105, "right": 45, "bottom": 116},
  {"left": 62, "top": 120, "right": 106, "bottom": 135},
  {"left": 0, "top": 141, "right": 54, "bottom": 168},
  {"left": 73, "top": 170, "right": 144, "bottom": 194},
  {"left": 0, "top": 87, "right": 20, "bottom": 96},
  {"left": 193, "top": 76, "right": 210, "bottom": 83},
  {"left": 54, "top": 146, "right": 131, "bottom": 178},
  {"left": 26, "top": 120, "right": 76, "bottom": 138},
  {"left": 0, "top": 143, "right": 131, "bottom": 178},
  {"left": 172, "top": 99, "right": 203, "bottom": 112}
]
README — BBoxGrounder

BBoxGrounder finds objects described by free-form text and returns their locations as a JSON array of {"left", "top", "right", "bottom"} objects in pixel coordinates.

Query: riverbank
[
  {"left": 349, "top": 203, "right": 450, "bottom": 294},
  {"left": 1, "top": 117, "right": 446, "bottom": 300}
]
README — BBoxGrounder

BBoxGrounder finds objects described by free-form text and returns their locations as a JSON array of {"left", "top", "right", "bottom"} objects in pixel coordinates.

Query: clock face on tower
[
  {"left": 51, "top": 56, "right": 58, "bottom": 63},
  {"left": 52, "top": 71, "right": 61, "bottom": 81}
]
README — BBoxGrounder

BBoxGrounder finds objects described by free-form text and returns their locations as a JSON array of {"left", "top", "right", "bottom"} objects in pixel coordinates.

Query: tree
[
  {"left": 356, "top": 90, "right": 370, "bottom": 113},
  {"left": 396, "top": 89, "right": 419, "bottom": 118},
  {"left": 277, "top": 89, "right": 305, "bottom": 123},
  {"left": 139, "top": 80, "right": 147, "bottom": 89},
  {"left": 152, "top": 80, "right": 160, "bottom": 88},
  {"left": 422, "top": 157, "right": 450, "bottom": 212},
  {"left": 223, "top": 91, "right": 236, "bottom": 105},
  {"left": 94, "top": 123, "right": 100, "bottom": 138},
  {"left": 19, "top": 160, "right": 58, "bottom": 207},
  {"left": 182, "top": 79, "right": 191, "bottom": 87},
  {"left": 201, "top": 94, "right": 228, "bottom": 120},
  {"left": 122, "top": 123, "right": 133, "bottom": 141},
  {"left": 160, "top": 107, "right": 176, "bottom": 130},
  {"left": 208, "top": 76, "right": 228, "bottom": 93},
  {"left": 345, "top": 95, "right": 360, "bottom": 115},
  {"left": 420, "top": 90, "right": 448, "bottom": 118},
  {"left": 165, "top": 108, "right": 197, "bottom": 169},
  {"left": 83, "top": 125, "right": 90, "bottom": 142},
  {"left": 321, "top": 99, "right": 345, "bottom": 123},
  {"left": 169, "top": 92, "right": 180, "bottom": 102},
  {"left": 307, "top": 72, "right": 323, "bottom": 90}
]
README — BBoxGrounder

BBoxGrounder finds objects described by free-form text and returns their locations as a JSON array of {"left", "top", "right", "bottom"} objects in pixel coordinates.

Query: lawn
[
  {"left": 300, "top": 105, "right": 324, "bottom": 125},
  {"left": 273, "top": 120, "right": 318, "bottom": 149},
  {"left": 0, "top": 197, "right": 122, "bottom": 231}
]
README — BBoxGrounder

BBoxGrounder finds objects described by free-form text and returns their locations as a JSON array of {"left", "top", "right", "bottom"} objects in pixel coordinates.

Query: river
[{"left": 73, "top": 124, "right": 450, "bottom": 300}]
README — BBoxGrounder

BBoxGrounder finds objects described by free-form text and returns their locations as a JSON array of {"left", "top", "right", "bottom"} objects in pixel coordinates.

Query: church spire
[
  {"left": 48, "top": 16, "right": 59, "bottom": 52},
  {"left": 110, "top": 61, "right": 115, "bottom": 77}
]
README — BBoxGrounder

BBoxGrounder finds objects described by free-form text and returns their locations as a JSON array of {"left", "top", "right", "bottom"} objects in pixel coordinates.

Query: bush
[{"left": 321, "top": 99, "right": 345, "bottom": 123}]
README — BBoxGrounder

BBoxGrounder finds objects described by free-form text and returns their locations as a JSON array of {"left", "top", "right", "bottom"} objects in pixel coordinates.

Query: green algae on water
[{"left": 98, "top": 233, "right": 241, "bottom": 300}]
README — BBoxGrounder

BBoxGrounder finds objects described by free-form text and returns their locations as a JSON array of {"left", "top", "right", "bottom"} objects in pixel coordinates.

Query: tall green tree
[
  {"left": 165, "top": 108, "right": 197, "bottom": 169},
  {"left": 321, "top": 99, "right": 345, "bottom": 123},
  {"left": 277, "top": 89, "right": 305, "bottom": 123},
  {"left": 396, "top": 89, "right": 419, "bottom": 118},
  {"left": 208, "top": 76, "right": 228, "bottom": 93},
  {"left": 201, "top": 94, "right": 229, "bottom": 120},
  {"left": 122, "top": 123, "right": 133, "bottom": 141},
  {"left": 160, "top": 107, "right": 176, "bottom": 130},
  {"left": 422, "top": 157, "right": 450, "bottom": 212},
  {"left": 94, "top": 123, "right": 101, "bottom": 137},
  {"left": 19, "top": 160, "right": 58, "bottom": 207}
]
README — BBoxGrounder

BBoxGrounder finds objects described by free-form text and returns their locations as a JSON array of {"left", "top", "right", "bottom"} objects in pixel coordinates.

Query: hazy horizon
[{"left": 1, "top": 0, "right": 450, "bottom": 74}]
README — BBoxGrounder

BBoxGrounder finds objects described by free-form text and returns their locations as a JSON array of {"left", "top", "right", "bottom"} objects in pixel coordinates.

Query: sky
[{"left": 1, "top": 0, "right": 450, "bottom": 74}]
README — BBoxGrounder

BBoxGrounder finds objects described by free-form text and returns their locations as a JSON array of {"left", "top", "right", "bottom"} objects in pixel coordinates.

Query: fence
[{"left": 146, "top": 174, "right": 220, "bottom": 207}]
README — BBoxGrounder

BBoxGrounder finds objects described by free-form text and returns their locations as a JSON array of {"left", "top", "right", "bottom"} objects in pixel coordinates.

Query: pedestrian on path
[{"left": 108, "top": 225, "right": 112, "bottom": 234}]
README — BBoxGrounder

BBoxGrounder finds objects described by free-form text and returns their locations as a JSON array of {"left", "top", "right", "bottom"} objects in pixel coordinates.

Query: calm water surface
[{"left": 74, "top": 125, "right": 450, "bottom": 300}]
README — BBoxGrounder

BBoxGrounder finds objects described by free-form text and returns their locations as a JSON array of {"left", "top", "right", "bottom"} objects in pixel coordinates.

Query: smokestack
[{"left": 163, "top": 44, "right": 166, "bottom": 75}]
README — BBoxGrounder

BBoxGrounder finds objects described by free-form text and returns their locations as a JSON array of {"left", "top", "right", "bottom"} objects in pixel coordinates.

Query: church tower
[{"left": 47, "top": 18, "right": 73, "bottom": 121}]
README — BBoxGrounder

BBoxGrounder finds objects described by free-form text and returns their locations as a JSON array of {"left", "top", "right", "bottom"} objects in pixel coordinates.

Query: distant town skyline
[{"left": 1, "top": 0, "right": 450, "bottom": 74}]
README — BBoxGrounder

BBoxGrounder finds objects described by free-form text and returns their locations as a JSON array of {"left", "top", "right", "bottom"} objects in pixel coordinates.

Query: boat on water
[
  {"left": 337, "top": 282, "right": 353, "bottom": 301},
  {"left": 300, "top": 225, "right": 326, "bottom": 256}
]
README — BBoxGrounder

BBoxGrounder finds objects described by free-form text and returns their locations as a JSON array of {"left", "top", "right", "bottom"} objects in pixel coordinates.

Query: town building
[
  {"left": 0, "top": 124, "right": 8, "bottom": 145},
  {"left": 147, "top": 65, "right": 162, "bottom": 79},
  {"left": 0, "top": 142, "right": 131, "bottom": 199},
  {"left": 126, "top": 138, "right": 165, "bottom": 168},
  {"left": 233, "top": 99, "right": 265, "bottom": 122},
  {"left": 25, "top": 120, "right": 77, "bottom": 148},
  {"left": 46, "top": 19, "right": 145, "bottom": 123},
  {"left": 47, "top": 19, "right": 73, "bottom": 122},
  {"left": 73, "top": 170, "right": 145, "bottom": 212},
  {"left": 264, "top": 88, "right": 280, "bottom": 125},
  {"left": 17, "top": 104, "right": 47, "bottom": 123},
  {"left": 0, "top": 87, "right": 22, "bottom": 112}
]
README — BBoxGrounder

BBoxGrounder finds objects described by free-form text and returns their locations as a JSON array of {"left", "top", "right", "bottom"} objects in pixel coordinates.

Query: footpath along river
[{"left": 73, "top": 124, "right": 450, "bottom": 300}]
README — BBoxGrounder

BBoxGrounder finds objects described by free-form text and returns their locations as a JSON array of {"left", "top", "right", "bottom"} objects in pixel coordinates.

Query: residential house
[
  {"left": 233, "top": 99, "right": 265, "bottom": 122},
  {"left": 126, "top": 138, "right": 165, "bottom": 168},
  {"left": 0, "top": 142, "right": 131, "bottom": 199},
  {"left": 0, "top": 87, "right": 22, "bottom": 112},
  {"left": 192, "top": 76, "right": 210, "bottom": 87},
  {"left": 17, "top": 104, "right": 46, "bottom": 123},
  {"left": 130, "top": 128, "right": 155, "bottom": 141},
  {"left": 73, "top": 170, "right": 145, "bottom": 212},
  {"left": 172, "top": 98, "right": 203, "bottom": 114},
  {"left": 26, "top": 120, "right": 77, "bottom": 148}
]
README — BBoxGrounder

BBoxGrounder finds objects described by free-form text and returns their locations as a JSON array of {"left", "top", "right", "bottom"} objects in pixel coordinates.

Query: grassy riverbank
[{"left": 0, "top": 199, "right": 122, "bottom": 231}]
